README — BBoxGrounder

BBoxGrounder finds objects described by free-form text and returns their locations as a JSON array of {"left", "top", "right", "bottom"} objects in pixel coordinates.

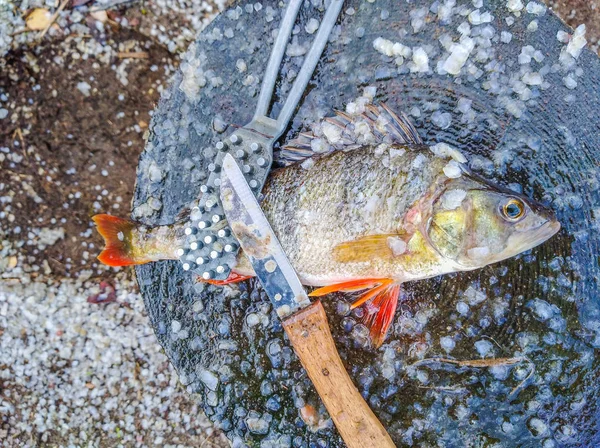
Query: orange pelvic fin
[
  {"left": 203, "top": 271, "right": 254, "bottom": 285},
  {"left": 362, "top": 283, "right": 401, "bottom": 348},
  {"left": 92, "top": 214, "right": 143, "bottom": 267},
  {"left": 308, "top": 278, "right": 391, "bottom": 297},
  {"left": 310, "top": 277, "right": 399, "bottom": 348}
]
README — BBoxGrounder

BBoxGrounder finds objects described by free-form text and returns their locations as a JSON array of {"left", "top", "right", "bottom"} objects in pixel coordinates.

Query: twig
[
  {"left": 411, "top": 356, "right": 525, "bottom": 369},
  {"left": 10, "top": 28, "right": 32, "bottom": 37},
  {"left": 38, "top": 0, "right": 70, "bottom": 39},
  {"left": 410, "top": 356, "right": 536, "bottom": 399},
  {"left": 117, "top": 51, "right": 149, "bottom": 59},
  {"left": 90, "top": 0, "right": 138, "bottom": 12},
  {"left": 417, "top": 385, "right": 468, "bottom": 394}
]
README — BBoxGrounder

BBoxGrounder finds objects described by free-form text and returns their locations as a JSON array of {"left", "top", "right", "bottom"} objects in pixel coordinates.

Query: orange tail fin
[
  {"left": 202, "top": 272, "right": 254, "bottom": 285},
  {"left": 310, "top": 278, "right": 399, "bottom": 348},
  {"left": 92, "top": 214, "right": 140, "bottom": 267}
]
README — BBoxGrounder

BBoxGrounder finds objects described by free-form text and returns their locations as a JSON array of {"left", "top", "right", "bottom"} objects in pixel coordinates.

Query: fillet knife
[{"left": 220, "top": 154, "right": 395, "bottom": 448}]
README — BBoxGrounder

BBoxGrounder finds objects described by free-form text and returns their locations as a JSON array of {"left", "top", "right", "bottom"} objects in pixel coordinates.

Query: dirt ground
[{"left": 0, "top": 28, "right": 174, "bottom": 279}]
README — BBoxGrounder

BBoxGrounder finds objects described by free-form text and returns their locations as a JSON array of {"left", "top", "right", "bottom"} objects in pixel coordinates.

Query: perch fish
[{"left": 93, "top": 104, "right": 560, "bottom": 347}]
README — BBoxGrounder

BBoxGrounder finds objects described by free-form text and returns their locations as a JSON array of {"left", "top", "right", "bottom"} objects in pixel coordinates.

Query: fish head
[{"left": 426, "top": 173, "right": 560, "bottom": 270}]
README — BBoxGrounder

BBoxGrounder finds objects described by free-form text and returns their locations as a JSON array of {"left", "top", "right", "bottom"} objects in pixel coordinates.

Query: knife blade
[
  {"left": 219, "top": 153, "right": 395, "bottom": 448},
  {"left": 219, "top": 153, "right": 311, "bottom": 319}
]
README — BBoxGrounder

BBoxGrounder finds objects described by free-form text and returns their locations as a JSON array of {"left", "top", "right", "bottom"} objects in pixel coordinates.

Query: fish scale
[{"left": 179, "top": 0, "right": 345, "bottom": 280}]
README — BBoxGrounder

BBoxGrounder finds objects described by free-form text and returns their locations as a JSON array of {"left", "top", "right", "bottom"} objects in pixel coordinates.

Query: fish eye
[{"left": 501, "top": 198, "right": 525, "bottom": 222}]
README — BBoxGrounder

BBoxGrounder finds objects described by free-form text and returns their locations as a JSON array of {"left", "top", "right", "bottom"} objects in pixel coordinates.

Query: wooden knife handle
[{"left": 282, "top": 300, "right": 396, "bottom": 448}]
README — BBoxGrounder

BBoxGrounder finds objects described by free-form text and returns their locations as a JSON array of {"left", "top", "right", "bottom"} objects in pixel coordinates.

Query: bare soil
[{"left": 0, "top": 25, "right": 175, "bottom": 278}]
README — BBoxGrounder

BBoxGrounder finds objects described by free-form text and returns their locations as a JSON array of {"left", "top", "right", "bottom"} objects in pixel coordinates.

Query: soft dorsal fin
[
  {"left": 332, "top": 233, "right": 410, "bottom": 263},
  {"left": 278, "top": 102, "right": 423, "bottom": 165}
]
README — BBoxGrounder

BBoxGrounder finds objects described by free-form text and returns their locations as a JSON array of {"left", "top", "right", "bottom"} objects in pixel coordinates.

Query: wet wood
[{"left": 283, "top": 301, "right": 395, "bottom": 448}]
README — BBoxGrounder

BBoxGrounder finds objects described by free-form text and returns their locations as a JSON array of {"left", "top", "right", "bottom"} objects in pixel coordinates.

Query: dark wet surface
[{"left": 134, "top": 0, "right": 600, "bottom": 446}]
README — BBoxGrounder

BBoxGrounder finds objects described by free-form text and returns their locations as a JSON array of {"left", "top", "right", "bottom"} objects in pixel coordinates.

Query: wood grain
[{"left": 283, "top": 300, "right": 396, "bottom": 448}]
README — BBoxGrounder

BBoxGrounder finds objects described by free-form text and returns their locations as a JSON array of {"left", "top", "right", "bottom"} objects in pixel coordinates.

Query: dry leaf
[
  {"left": 90, "top": 10, "right": 108, "bottom": 23},
  {"left": 26, "top": 8, "right": 52, "bottom": 31}
]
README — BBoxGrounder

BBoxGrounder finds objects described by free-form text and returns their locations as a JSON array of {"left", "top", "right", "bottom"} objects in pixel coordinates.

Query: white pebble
[
  {"left": 527, "top": 20, "right": 538, "bottom": 32},
  {"left": 431, "top": 111, "right": 452, "bottom": 129},
  {"left": 76, "top": 81, "right": 91, "bottom": 97},
  {"left": 411, "top": 47, "right": 430, "bottom": 73},
  {"left": 522, "top": 72, "right": 543, "bottom": 85},
  {"left": 474, "top": 340, "right": 493, "bottom": 357},
  {"left": 305, "top": 18, "right": 319, "bottom": 35},
  {"left": 563, "top": 73, "right": 577, "bottom": 90},
  {"left": 440, "top": 336, "right": 456, "bottom": 353},
  {"left": 506, "top": 0, "right": 524, "bottom": 12},
  {"left": 197, "top": 368, "right": 219, "bottom": 391},
  {"left": 456, "top": 301, "right": 469, "bottom": 315},
  {"left": 566, "top": 24, "right": 587, "bottom": 59},
  {"left": 501, "top": 31, "right": 512, "bottom": 43},
  {"left": 442, "top": 37, "right": 475, "bottom": 75},
  {"left": 557, "top": 30, "right": 570, "bottom": 43},
  {"left": 526, "top": 1, "right": 546, "bottom": 15}
]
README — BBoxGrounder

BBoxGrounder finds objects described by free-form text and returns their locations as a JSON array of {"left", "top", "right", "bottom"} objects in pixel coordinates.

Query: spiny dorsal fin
[
  {"left": 278, "top": 102, "right": 423, "bottom": 165},
  {"left": 332, "top": 233, "right": 410, "bottom": 263}
]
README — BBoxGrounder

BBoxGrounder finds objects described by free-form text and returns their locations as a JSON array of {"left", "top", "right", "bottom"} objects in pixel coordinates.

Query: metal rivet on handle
[{"left": 202, "top": 271, "right": 214, "bottom": 280}]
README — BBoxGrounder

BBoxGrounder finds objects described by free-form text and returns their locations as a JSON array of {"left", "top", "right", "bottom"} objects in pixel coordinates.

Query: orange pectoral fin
[
  {"left": 93, "top": 214, "right": 144, "bottom": 267},
  {"left": 332, "top": 234, "right": 408, "bottom": 263}
]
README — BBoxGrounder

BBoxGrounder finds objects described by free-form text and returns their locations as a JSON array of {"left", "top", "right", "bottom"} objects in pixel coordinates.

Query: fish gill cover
[{"left": 133, "top": 0, "right": 600, "bottom": 446}]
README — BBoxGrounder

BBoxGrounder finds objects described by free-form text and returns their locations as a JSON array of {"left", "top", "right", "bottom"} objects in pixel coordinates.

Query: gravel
[
  {"left": 1, "top": 0, "right": 231, "bottom": 445},
  {"left": 0, "top": 265, "right": 228, "bottom": 447}
]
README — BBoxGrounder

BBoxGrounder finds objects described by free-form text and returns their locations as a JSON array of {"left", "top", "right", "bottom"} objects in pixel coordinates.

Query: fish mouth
[{"left": 505, "top": 218, "right": 561, "bottom": 256}]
